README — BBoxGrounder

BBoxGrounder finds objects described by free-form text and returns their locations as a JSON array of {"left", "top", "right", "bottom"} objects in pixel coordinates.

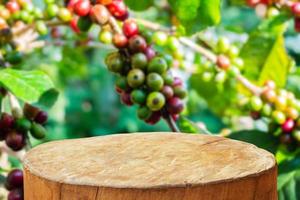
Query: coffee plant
[{"left": 0, "top": 0, "right": 298, "bottom": 199}]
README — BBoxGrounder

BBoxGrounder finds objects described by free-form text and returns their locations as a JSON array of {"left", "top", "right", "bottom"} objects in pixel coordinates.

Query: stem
[{"left": 165, "top": 114, "right": 180, "bottom": 132}]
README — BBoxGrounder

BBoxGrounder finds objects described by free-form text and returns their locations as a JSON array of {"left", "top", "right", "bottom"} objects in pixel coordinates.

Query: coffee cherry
[
  {"left": 8, "top": 188, "right": 23, "bottom": 200},
  {"left": 105, "top": 52, "right": 123, "bottom": 73},
  {"left": 129, "top": 35, "right": 147, "bottom": 53},
  {"left": 122, "top": 20, "right": 138, "bottom": 38},
  {"left": 250, "top": 96, "right": 263, "bottom": 111},
  {"left": 166, "top": 36, "right": 179, "bottom": 51},
  {"left": 216, "top": 55, "right": 230, "bottom": 70},
  {"left": 144, "top": 46, "right": 156, "bottom": 60},
  {"left": 77, "top": 16, "right": 92, "bottom": 32},
  {"left": 70, "top": 17, "right": 80, "bottom": 33},
  {"left": 74, "top": 0, "right": 91, "bottom": 16},
  {"left": 0, "top": 113, "right": 14, "bottom": 130},
  {"left": 131, "top": 53, "right": 147, "bottom": 70},
  {"left": 173, "top": 86, "right": 187, "bottom": 99},
  {"left": 291, "top": 3, "right": 300, "bottom": 17},
  {"left": 167, "top": 97, "right": 184, "bottom": 115},
  {"left": 147, "top": 73, "right": 164, "bottom": 91},
  {"left": 162, "top": 73, "right": 174, "bottom": 86},
  {"left": 250, "top": 111, "right": 261, "bottom": 120},
  {"left": 5, "top": 169, "right": 23, "bottom": 190},
  {"left": 227, "top": 45, "right": 239, "bottom": 59},
  {"left": 90, "top": 5, "right": 110, "bottom": 25},
  {"left": 264, "top": 80, "right": 276, "bottom": 90},
  {"left": 262, "top": 104, "right": 272, "bottom": 117},
  {"left": 172, "top": 77, "right": 183, "bottom": 87},
  {"left": 121, "top": 92, "right": 133, "bottom": 106},
  {"left": 281, "top": 118, "right": 295, "bottom": 133},
  {"left": 5, "top": 131, "right": 25, "bottom": 151},
  {"left": 96, "top": 0, "right": 113, "bottom": 5},
  {"left": 131, "top": 90, "right": 146, "bottom": 104},
  {"left": 23, "top": 103, "right": 40, "bottom": 120},
  {"left": 261, "top": 89, "right": 276, "bottom": 103},
  {"left": 34, "top": 111, "right": 48, "bottom": 125},
  {"left": 295, "top": 17, "right": 300, "bottom": 32},
  {"left": 35, "top": 21, "right": 48, "bottom": 35},
  {"left": 148, "top": 57, "right": 167, "bottom": 74},
  {"left": 113, "top": 33, "right": 128, "bottom": 48},
  {"left": 16, "top": 118, "right": 31, "bottom": 132},
  {"left": 107, "top": 0, "right": 128, "bottom": 20},
  {"left": 145, "top": 111, "right": 161, "bottom": 125},
  {"left": 99, "top": 29, "right": 113, "bottom": 44},
  {"left": 272, "top": 110, "right": 286, "bottom": 125},
  {"left": 152, "top": 31, "right": 168, "bottom": 46},
  {"left": 127, "top": 69, "right": 145, "bottom": 88},
  {"left": 161, "top": 85, "right": 174, "bottom": 99},
  {"left": 286, "top": 107, "right": 299, "bottom": 120},
  {"left": 6, "top": 1, "right": 20, "bottom": 13},
  {"left": 115, "top": 76, "right": 128, "bottom": 91},
  {"left": 292, "top": 130, "right": 300, "bottom": 142},
  {"left": 147, "top": 92, "right": 165, "bottom": 111},
  {"left": 247, "top": 0, "right": 260, "bottom": 7},
  {"left": 67, "top": 0, "right": 79, "bottom": 11},
  {"left": 217, "top": 37, "right": 230, "bottom": 53},
  {"left": 58, "top": 7, "right": 72, "bottom": 22},
  {"left": 30, "top": 122, "right": 46, "bottom": 139},
  {"left": 137, "top": 106, "right": 152, "bottom": 120},
  {"left": 275, "top": 96, "right": 287, "bottom": 111},
  {"left": 46, "top": 4, "right": 59, "bottom": 18}
]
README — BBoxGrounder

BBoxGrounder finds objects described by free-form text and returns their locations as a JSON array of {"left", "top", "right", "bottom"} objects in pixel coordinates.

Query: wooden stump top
[{"left": 23, "top": 132, "right": 275, "bottom": 189}]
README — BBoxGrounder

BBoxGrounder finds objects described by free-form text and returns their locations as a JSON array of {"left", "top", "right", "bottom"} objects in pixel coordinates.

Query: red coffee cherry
[
  {"left": 145, "top": 111, "right": 161, "bottom": 125},
  {"left": 5, "top": 169, "right": 23, "bottom": 191},
  {"left": 7, "top": 188, "right": 23, "bottom": 200},
  {"left": 216, "top": 55, "right": 230, "bottom": 70},
  {"left": 0, "top": 113, "right": 14, "bottom": 130},
  {"left": 144, "top": 46, "right": 156, "bottom": 60},
  {"left": 6, "top": 1, "right": 20, "bottom": 13},
  {"left": 70, "top": 17, "right": 80, "bottom": 33},
  {"left": 167, "top": 97, "right": 184, "bottom": 115},
  {"left": 295, "top": 17, "right": 300, "bottom": 32},
  {"left": 129, "top": 35, "right": 147, "bottom": 53},
  {"left": 74, "top": 0, "right": 91, "bottom": 16},
  {"left": 123, "top": 20, "right": 139, "bottom": 38},
  {"left": 121, "top": 92, "right": 133, "bottom": 106},
  {"left": 113, "top": 33, "right": 128, "bottom": 48},
  {"left": 281, "top": 118, "right": 295, "bottom": 133},
  {"left": 107, "top": 0, "right": 128, "bottom": 20},
  {"left": 5, "top": 131, "right": 25, "bottom": 151},
  {"left": 291, "top": 2, "right": 300, "bottom": 16},
  {"left": 34, "top": 111, "right": 48, "bottom": 125}
]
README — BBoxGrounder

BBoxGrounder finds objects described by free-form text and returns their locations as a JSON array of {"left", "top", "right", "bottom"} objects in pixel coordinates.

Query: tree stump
[{"left": 23, "top": 132, "right": 277, "bottom": 200}]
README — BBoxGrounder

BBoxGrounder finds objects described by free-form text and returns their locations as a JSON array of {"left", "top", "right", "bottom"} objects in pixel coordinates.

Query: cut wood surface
[{"left": 23, "top": 132, "right": 277, "bottom": 200}]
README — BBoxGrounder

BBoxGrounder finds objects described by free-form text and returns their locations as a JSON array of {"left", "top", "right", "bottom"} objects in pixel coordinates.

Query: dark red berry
[
  {"left": 282, "top": 118, "right": 295, "bottom": 133},
  {"left": 115, "top": 11, "right": 128, "bottom": 21},
  {"left": 216, "top": 55, "right": 230, "bottom": 70},
  {"left": 144, "top": 46, "right": 156, "bottom": 60},
  {"left": 67, "top": 0, "right": 80, "bottom": 11},
  {"left": 0, "top": 113, "right": 14, "bottom": 130},
  {"left": 115, "top": 86, "right": 123, "bottom": 94},
  {"left": 172, "top": 114, "right": 179, "bottom": 121},
  {"left": 74, "top": 0, "right": 91, "bottom": 16},
  {"left": 145, "top": 111, "right": 161, "bottom": 125},
  {"left": 5, "top": 132, "right": 25, "bottom": 151},
  {"left": 161, "top": 86, "right": 174, "bottom": 99},
  {"left": 167, "top": 97, "right": 184, "bottom": 115},
  {"left": 8, "top": 188, "right": 23, "bottom": 200},
  {"left": 122, "top": 20, "right": 138, "bottom": 38},
  {"left": 280, "top": 134, "right": 293, "bottom": 145},
  {"left": 107, "top": 0, "right": 128, "bottom": 21},
  {"left": 250, "top": 111, "right": 261, "bottom": 120},
  {"left": 121, "top": 92, "right": 133, "bottom": 106},
  {"left": 34, "top": 111, "right": 48, "bottom": 124},
  {"left": 113, "top": 33, "right": 128, "bottom": 48},
  {"left": 5, "top": 169, "right": 23, "bottom": 190},
  {"left": 129, "top": 35, "right": 147, "bottom": 53},
  {"left": 295, "top": 17, "right": 300, "bottom": 32}
]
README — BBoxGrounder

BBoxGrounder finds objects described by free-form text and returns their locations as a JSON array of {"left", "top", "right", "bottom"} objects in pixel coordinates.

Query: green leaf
[
  {"left": 168, "top": 0, "right": 221, "bottom": 35},
  {"left": 228, "top": 130, "right": 279, "bottom": 153},
  {"left": 177, "top": 116, "right": 211, "bottom": 134},
  {"left": 240, "top": 16, "right": 291, "bottom": 88},
  {"left": 125, "top": 0, "right": 154, "bottom": 11},
  {"left": 0, "top": 69, "right": 55, "bottom": 103},
  {"left": 36, "top": 88, "right": 59, "bottom": 109}
]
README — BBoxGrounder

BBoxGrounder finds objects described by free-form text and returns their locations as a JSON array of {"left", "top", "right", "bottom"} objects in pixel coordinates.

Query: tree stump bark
[{"left": 23, "top": 132, "right": 277, "bottom": 200}]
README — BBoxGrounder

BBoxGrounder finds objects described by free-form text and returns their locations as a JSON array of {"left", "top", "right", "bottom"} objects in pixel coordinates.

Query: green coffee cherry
[
  {"left": 152, "top": 31, "right": 168, "bottom": 46},
  {"left": 16, "top": 118, "right": 32, "bottom": 132},
  {"left": 148, "top": 57, "right": 167, "bottom": 74},
  {"left": 250, "top": 96, "right": 263, "bottom": 111},
  {"left": 105, "top": 52, "right": 123, "bottom": 73},
  {"left": 127, "top": 69, "right": 145, "bottom": 88},
  {"left": 272, "top": 110, "right": 286, "bottom": 125},
  {"left": 146, "top": 92, "right": 166, "bottom": 111},
  {"left": 131, "top": 90, "right": 146, "bottom": 104},
  {"left": 36, "top": 21, "right": 48, "bottom": 35},
  {"left": 46, "top": 4, "right": 59, "bottom": 18},
  {"left": 137, "top": 106, "right": 152, "bottom": 120},
  {"left": 98, "top": 30, "right": 113, "bottom": 44},
  {"left": 217, "top": 37, "right": 230, "bottom": 53},
  {"left": 147, "top": 73, "right": 164, "bottom": 91},
  {"left": 30, "top": 122, "right": 46, "bottom": 139},
  {"left": 131, "top": 53, "right": 148, "bottom": 70}
]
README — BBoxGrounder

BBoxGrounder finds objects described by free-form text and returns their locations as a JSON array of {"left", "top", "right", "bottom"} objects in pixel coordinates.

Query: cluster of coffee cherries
[
  {"left": 5, "top": 169, "right": 23, "bottom": 200},
  {"left": 197, "top": 37, "right": 244, "bottom": 83},
  {"left": 248, "top": 80, "right": 300, "bottom": 147},
  {"left": 0, "top": 103, "right": 48, "bottom": 151},
  {"left": 105, "top": 26, "right": 186, "bottom": 124}
]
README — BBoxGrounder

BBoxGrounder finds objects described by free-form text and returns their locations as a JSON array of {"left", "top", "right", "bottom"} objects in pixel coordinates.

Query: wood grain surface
[{"left": 23, "top": 132, "right": 277, "bottom": 200}]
